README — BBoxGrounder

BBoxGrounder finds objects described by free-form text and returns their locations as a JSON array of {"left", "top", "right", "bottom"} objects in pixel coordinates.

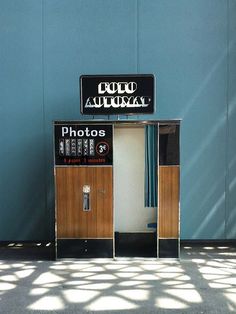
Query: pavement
[{"left": 0, "top": 243, "right": 236, "bottom": 313}]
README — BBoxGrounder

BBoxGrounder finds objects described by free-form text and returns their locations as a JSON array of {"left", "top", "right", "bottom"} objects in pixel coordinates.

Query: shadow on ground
[{"left": 0, "top": 243, "right": 236, "bottom": 313}]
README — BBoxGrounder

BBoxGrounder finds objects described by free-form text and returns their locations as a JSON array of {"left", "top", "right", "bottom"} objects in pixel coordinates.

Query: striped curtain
[{"left": 145, "top": 125, "right": 158, "bottom": 207}]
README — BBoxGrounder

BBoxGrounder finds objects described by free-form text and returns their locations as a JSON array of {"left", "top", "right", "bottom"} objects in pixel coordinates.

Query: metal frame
[
  {"left": 157, "top": 122, "right": 181, "bottom": 259},
  {"left": 53, "top": 120, "right": 181, "bottom": 259}
]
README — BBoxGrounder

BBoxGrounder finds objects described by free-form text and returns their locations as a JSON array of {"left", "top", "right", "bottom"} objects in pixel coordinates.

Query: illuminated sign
[
  {"left": 80, "top": 75, "right": 155, "bottom": 115},
  {"left": 54, "top": 123, "right": 112, "bottom": 166}
]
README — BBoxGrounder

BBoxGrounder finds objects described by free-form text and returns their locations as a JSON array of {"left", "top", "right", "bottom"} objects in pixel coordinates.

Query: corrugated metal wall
[{"left": 0, "top": 0, "right": 235, "bottom": 240}]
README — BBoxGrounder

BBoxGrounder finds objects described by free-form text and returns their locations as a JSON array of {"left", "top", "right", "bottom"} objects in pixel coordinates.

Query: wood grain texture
[
  {"left": 55, "top": 167, "right": 113, "bottom": 239},
  {"left": 158, "top": 166, "right": 180, "bottom": 238}
]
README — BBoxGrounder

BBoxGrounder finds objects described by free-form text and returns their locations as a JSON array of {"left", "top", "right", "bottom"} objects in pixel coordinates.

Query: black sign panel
[
  {"left": 54, "top": 124, "right": 113, "bottom": 166},
  {"left": 80, "top": 74, "right": 155, "bottom": 115}
]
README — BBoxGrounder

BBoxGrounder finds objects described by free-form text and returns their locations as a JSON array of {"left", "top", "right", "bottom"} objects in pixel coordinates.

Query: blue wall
[{"left": 0, "top": 0, "right": 235, "bottom": 240}]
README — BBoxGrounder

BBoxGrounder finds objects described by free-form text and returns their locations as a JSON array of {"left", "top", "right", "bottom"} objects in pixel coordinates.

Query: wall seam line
[
  {"left": 225, "top": 0, "right": 230, "bottom": 240},
  {"left": 136, "top": 0, "right": 139, "bottom": 120},
  {"left": 41, "top": 0, "right": 49, "bottom": 241},
  {"left": 136, "top": 0, "right": 139, "bottom": 74}
]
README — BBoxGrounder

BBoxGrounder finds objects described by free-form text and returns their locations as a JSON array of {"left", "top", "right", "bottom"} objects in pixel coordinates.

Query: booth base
[
  {"left": 159, "top": 239, "right": 179, "bottom": 258},
  {"left": 115, "top": 232, "right": 157, "bottom": 258},
  {"left": 57, "top": 239, "right": 113, "bottom": 258}
]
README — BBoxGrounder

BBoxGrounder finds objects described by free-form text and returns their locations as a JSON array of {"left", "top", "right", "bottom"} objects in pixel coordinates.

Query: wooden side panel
[
  {"left": 56, "top": 167, "right": 113, "bottom": 239},
  {"left": 95, "top": 167, "right": 113, "bottom": 237},
  {"left": 158, "top": 166, "right": 179, "bottom": 238}
]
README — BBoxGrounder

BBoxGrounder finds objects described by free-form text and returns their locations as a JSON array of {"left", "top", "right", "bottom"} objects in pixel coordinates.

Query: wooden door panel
[
  {"left": 96, "top": 167, "right": 113, "bottom": 237},
  {"left": 56, "top": 167, "right": 113, "bottom": 239}
]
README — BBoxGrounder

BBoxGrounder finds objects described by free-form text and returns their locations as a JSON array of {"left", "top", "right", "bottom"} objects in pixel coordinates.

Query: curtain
[{"left": 145, "top": 125, "right": 157, "bottom": 207}]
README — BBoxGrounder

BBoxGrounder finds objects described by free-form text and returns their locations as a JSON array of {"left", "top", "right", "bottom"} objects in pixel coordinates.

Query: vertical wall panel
[
  {"left": 139, "top": 0, "right": 228, "bottom": 238},
  {"left": 0, "top": 1, "right": 46, "bottom": 240},
  {"left": 43, "top": 0, "right": 137, "bottom": 239},
  {"left": 226, "top": 0, "right": 236, "bottom": 238}
]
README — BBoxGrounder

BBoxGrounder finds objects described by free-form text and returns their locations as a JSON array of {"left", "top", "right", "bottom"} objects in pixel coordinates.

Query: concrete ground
[{"left": 0, "top": 244, "right": 236, "bottom": 313}]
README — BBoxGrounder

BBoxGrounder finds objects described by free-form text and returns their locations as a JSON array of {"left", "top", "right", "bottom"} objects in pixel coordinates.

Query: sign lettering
[
  {"left": 54, "top": 123, "right": 112, "bottom": 166},
  {"left": 80, "top": 75, "right": 155, "bottom": 115}
]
